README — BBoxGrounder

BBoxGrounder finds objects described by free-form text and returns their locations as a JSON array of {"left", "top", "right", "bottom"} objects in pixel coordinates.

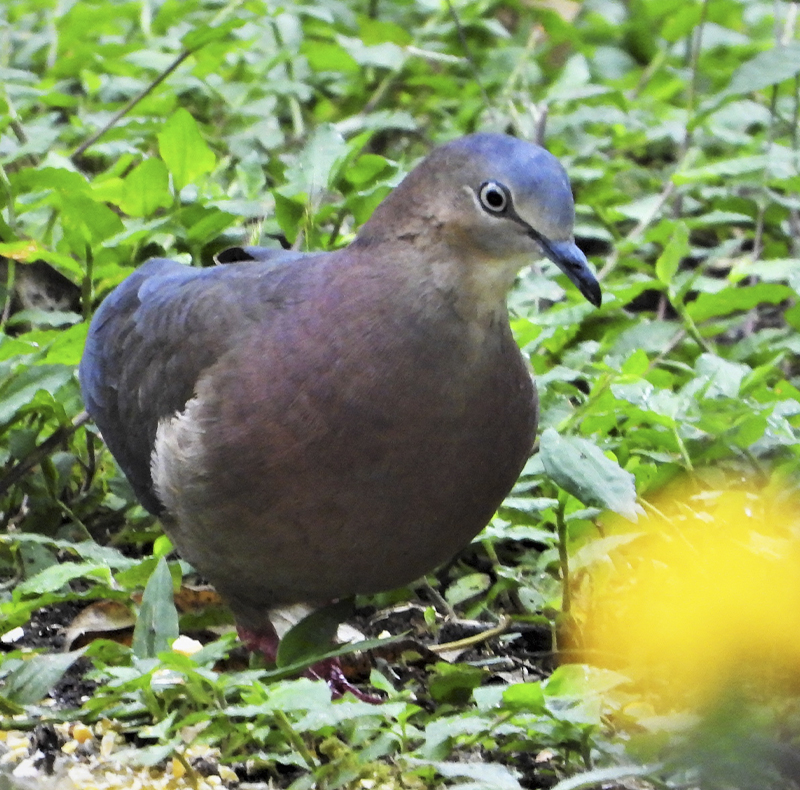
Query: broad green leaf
[
  {"left": 184, "top": 206, "right": 236, "bottom": 243},
  {"left": 1, "top": 533, "right": 134, "bottom": 570},
  {"left": 158, "top": 108, "right": 216, "bottom": 192},
  {"left": 570, "top": 533, "right": 643, "bottom": 572},
  {"left": 551, "top": 764, "right": 660, "bottom": 790},
  {"left": 428, "top": 663, "right": 487, "bottom": 706},
  {"left": 686, "top": 210, "right": 753, "bottom": 228},
  {"left": 690, "top": 354, "right": 750, "bottom": 399},
  {"left": 132, "top": 557, "right": 179, "bottom": 659},
  {"left": 338, "top": 37, "right": 406, "bottom": 69},
  {"left": 359, "top": 17, "right": 412, "bottom": 46},
  {"left": 37, "top": 321, "right": 89, "bottom": 365},
  {"left": 119, "top": 158, "right": 172, "bottom": 218},
  {"left": 545, "top": 664, "right": 630, "bottom": 697},
  {"left": 539, "top": 429, "right": 638, "bottom": 521},
  {"left": 0, "top": 240, "right": 42, "bottom": 261},
  {"left": 661, "top": 3, "right": 703, "bottom": 42},
  {"left": 445, "top": 572, "right": 491, "bottom": 606},
  {"left": 729, "top": 414, "right": 769, "bottom": 448},
  {"left": 0, "top": 364, "right": 72, "bottom": 426},
  {"left": 272, "top": 192, "right": 306, "bottom": 244},
  {"left": 687, "top": 283, "right": 793, "bottom": 323},
  {"left": 2, "top": 648, "right": 87, "bottom": 705},
  {"left": 61, "top": 194, "right": 125, "bottom": 248},
  {"left": 282, "top": 124, "right": 348, "bottom": 200},
  {"left": 6, "top": 309, "right": 80, "bottom": 328},
  {"left": 723, "top": 42, "right": 800, "bottom": 98},
  {"left": 412, "top": 759, "right": 522, "bottom": 790},
  {"left": 112, "top": 742, "right": 180, "bottom": 767},
  {"left": 302, "top": 41, "right": 359, "bottom": 73},
  {"left": 345, "top": 154, "right": 392, "bottom": 186},
  {"left": 182, "top": 18, "right": 246, "bottom": 51},
  {"left": 15, "top": 561, "right": 111, "bottom": 596},
  {"left": 12, "top": 166, "right": 90, "bottom": 197},
  {"left": 502, "top": 682, "right": 545, "bottom": 712},
  {"left": 674, "top": 155, "right": 771, "bottom": 183}
]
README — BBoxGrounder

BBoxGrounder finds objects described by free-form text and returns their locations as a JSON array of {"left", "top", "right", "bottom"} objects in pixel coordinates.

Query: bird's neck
[{"left": 350, "top": 229, "right": 520, "bottom": 328}]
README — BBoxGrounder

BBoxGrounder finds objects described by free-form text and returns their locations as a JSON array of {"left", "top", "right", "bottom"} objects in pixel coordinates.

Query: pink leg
[
  {"left": 237, "top": 626, "right": 382, "bottom": 703},
  {"left": 237, "top": 624, "right": 281, "bottom": 662},
  {"left": 304, "top": 657, "right": 383, "bottom": 704}
]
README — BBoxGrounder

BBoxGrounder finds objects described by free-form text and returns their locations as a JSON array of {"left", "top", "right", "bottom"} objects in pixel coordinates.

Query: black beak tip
[
  {"left": 583, "top": 278, "right": 602, "bottom": 308},
  {"left": 539, "top": 237, "right": 602, "bottom": 308}
]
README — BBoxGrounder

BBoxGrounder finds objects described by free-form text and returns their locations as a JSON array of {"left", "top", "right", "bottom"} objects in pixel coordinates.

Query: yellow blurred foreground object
[{"left": 574, "top": 476, "right": 800, "bottom": 710}]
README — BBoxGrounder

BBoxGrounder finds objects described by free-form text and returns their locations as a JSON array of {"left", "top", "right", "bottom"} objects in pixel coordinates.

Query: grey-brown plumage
[{"left": 79, "top": 133, "right": 600, "bottom": 694}]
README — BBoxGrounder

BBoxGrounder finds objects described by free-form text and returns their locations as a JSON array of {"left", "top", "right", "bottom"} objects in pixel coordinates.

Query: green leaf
[
  {"left": 302, "top": 41, "right": 359, "bottom": 73},
  {"left": 15, "top": 562, "right": 111, "bottom": 596},
  {"left": 545, "top": 664, "right": 630, "bottom": 696},
  {"left": 112, "top": 742, "right": 180, "bottom": 767},
  {"left": 13, "top": 166, "right": 92, "bottom": 201},
  {"left": 282, "top": 124, "right": 349, "bottom": 201},
  {"left": 0, "top": 364, "right": 72, "bottom": 426},
  {"left": 38, "top": 322, "right": 89, "bottom": 365},
  {"left": 445, "top": 572, "right": 491, "bottom": 606},
  {"left": 132, "top": 556, "right": 179, "bottom": 659},
  {"left": 60, "top": 194, "right": 125, "bottom": 248},
  {"left": 502, "top": 682, "right": 545, "bottom": 712},
  {"left": 119, "top": 158, "right": 172, "bottom": 218},
  {"left": 570, "top": 533, "right": 643, "bottom": 572},
  {"left": 551, "top": 764, "right": 659, "bottom": 790},
  {"left": 359, "top": 17, "right": 412, "bottom": 46},
  {"left": 184, "top": 206, "right": 236, "bottom": 243},
  {"left": 338, "top": 37, "right": 406, "bottom": 69},
  {"left": 655, "top": 222, "right": 688, "bottom": 287},
  {"left": 345, "top": 154, "right": 392, "bottom": 187},
  {"left": 691, "top": 354, "right": 750, "bottom": 399},
  {"left": 539, "top": 429, "right": 638, "bottom": 521},
  {"left": 6, "top": 309, "right": 81, "bottom": 328},
  {"left": 428, "top": 663, "right": 487, "bottom": 705},
  {"left": 182, "top": 18, "right": 246, "bottom": 51},
  {"left": 687, "top": 283, "right": 793, "bottom": 323},
  {"left": 414, "top": 759, "right": 522, "bottom": 790},
  {"left": 276, "top": 600, "right": 353, "bottom": 668},
  {"left": 157, "top": 108, "right": 216, "bottom": 192},
  {"left": 723, "top": 42, "right": 800, "bottom": 98},
  {"left": 272, "top": 192, "right": 306, "bottom": 244},
  {"left": 2, "top": 648, "right": 87, "bottom": 705},
  {"left": 1, "top": 533, "right": 135, "bottom": 570},
  {"left": 674, "top": 154, "right": 771, "bottom": 183}
]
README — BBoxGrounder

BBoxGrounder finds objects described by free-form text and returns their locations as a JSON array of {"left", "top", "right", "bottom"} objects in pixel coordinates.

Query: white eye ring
[{"left": 478, "top": 181, "right": 509, "bottom": 214}]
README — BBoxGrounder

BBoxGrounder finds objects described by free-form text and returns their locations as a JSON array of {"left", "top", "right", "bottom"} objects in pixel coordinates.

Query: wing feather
[{"left": 79, "top": 250, "right": 311, "bottom": 512}]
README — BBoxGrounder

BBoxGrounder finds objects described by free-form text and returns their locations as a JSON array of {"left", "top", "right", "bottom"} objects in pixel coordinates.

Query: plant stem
[
  {"left": 556, "top": 495, "right": 571, "bottom": 615},
  {"left": 273, "top": 710, "right": 318, "bottom": 768}
]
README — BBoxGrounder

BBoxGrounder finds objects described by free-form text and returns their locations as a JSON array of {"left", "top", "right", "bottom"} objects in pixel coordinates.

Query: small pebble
[
  {"left": 71, "top": 723, "right": 94, "bottom": 743},
  {"left": 100, "top": 731, "right": 116, "bottom": 757},
  {"left": 1, "top": 627, "right": 25, "bottom": 644},
  {"left": 172, "top": 635, "right": 203, "bottom": 656},
  {"left": 172, "top": 756, "right": 186, "bottom": 778}
]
